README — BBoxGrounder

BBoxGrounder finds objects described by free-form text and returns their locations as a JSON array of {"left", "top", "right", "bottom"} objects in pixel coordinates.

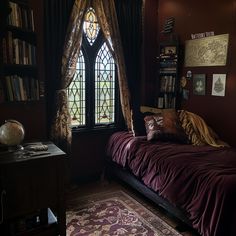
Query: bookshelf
[
  {"left": 0, "top": 0, "right": 42, "bottom": 103},
  {"left": 157, "top": 41, "right": 179, "bottom": 109},
  {"left": 0, "top": 0, "right": 46, "bottom": 140}
]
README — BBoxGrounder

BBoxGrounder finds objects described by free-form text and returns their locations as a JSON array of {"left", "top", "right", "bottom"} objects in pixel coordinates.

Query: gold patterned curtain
[
  {"left": 51, "top": 0, "right": 133, "bottom": 151},
  {"left": 93, "top": 0, "right": 132, "bottom": 131},
  {"left": 50, "top": 0, "right": 90, "bottom": 151}
]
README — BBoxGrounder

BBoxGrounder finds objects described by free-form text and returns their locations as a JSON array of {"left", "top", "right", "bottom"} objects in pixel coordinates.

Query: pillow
[
  {"left": 144, "top": 109, "right": 188, "bottom": 143},
  {"left": 177, "top": 110, "right": 229, "bottom": 147}
]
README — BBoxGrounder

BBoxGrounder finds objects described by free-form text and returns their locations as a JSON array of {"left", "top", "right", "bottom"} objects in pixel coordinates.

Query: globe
[{"left": 0, "top": 120, "right": 25, "bottom": 147}]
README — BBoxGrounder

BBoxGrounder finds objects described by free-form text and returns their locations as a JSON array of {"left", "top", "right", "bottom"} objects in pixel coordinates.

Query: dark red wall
[{"left": 145, "top": 0, "right": 236, "bottom": 146}]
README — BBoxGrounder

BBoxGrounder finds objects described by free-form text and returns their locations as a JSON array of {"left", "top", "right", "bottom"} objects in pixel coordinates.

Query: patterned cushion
[
  {"left": 144, "top": 109, "right": 188, "bottom": 143},
  {"left": 177, "top": 110, "right": 229, "bottom": 147}
]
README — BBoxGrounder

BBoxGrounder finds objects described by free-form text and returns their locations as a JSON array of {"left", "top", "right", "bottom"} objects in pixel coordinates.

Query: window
[{"left": 67, "top": 8, "right": 119, "bottom": 129}]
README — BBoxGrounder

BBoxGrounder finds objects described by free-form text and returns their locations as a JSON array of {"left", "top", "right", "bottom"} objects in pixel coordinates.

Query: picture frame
[
  {"left": 164, "top": 46, "right": 176, "bottom": 55},
  {"left": 184, "top": 34, "right": 229, "bottom": 67},
  {"left": 193, "top": 74, "right": 206, "bottom": 95},
  {"left": 211, "top": 74, "right": 226, "bottom": 96}
]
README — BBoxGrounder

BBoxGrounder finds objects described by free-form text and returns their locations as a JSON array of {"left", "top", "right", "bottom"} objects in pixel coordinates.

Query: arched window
[
  {"left": 67, "top": 7, "right": 118, "bottom": 129},
  {"left": 68, "top": 51, "right": 86, "bottom": 126}
]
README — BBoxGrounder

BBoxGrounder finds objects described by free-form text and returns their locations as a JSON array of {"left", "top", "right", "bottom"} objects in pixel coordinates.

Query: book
[
  {"left": 5, "top": 76, "right": 14, "bottom": 101},
  {"left": 0, "top": 81, "right": 6, "bottom": 103}
]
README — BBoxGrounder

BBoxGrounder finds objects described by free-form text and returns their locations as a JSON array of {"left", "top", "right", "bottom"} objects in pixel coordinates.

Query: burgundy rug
[{"left": 66, "top": 191, "right": 182, "bottom": 236}]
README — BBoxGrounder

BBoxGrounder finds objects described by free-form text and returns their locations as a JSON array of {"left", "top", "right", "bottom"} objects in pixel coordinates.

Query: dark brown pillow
[{"left": 144, "top": 109, "right": 188, "bottom": 143}]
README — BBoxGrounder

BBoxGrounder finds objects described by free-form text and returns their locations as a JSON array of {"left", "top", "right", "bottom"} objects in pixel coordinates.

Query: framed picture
[
  {"left": 193, "top": 74, "right": 206, "bottom": 95},
  {"left": 185, "top": 34, "right": 229, "bottom": 67},
  {"left": 164, "top": 46, "right": 176, "bottom": 55},
  {"left": 211, "top": 74, "right": 226, "bottom": 96}
]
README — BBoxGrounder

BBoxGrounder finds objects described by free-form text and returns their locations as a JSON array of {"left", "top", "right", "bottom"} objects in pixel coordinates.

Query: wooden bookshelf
[
  {"left": 157, "top": 41, "right": 180, "bottom": 109},
  {"left": 0, "top": 0, "right": 46, "bottom": 140},
  {"left": 0, "top": 0, "right": 40, "bottom": 103}
]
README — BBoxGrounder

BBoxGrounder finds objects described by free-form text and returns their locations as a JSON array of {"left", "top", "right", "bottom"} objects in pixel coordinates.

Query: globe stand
[{"left": 8, "top": 145, "right": 24, "bottom": 152}]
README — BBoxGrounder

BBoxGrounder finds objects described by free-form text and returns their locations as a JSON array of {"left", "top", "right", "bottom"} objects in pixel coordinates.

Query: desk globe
[{"left": 0, "top": 120, "right": 25, "bottom": 150}]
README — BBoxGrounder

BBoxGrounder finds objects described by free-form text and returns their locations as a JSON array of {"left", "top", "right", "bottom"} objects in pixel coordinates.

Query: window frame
[{"left": 70, "top": 31, "right": 122, "bottom": 132}]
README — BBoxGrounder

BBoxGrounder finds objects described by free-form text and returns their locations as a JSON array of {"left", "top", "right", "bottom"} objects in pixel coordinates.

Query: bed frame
[{"left": 105, "top": 159, "right": 192, "bottom": 227}]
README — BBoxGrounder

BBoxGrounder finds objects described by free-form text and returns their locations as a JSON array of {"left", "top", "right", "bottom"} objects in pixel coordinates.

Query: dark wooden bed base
[{"left": 105, "top": 159, "right": 192, "bottom": 227}]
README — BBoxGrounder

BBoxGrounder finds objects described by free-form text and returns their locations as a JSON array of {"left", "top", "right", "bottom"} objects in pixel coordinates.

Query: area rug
[{"left": 66, "top": 190, "right": 182, "bottom": 236}]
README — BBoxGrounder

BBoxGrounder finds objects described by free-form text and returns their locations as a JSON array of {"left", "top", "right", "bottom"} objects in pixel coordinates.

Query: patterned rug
[{"left": 66, "top": 191, "right": 182, "bottom": 236}]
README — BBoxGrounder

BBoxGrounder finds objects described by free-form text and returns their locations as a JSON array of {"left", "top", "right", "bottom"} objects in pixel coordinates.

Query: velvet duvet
[{"left": 106, "top": 131, "right": 236, "bottom": 236}]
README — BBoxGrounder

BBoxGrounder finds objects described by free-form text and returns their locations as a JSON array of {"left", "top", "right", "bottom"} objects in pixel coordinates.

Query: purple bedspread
[{"left": 106, "top": 131, "right": 236, "bottom": 236}]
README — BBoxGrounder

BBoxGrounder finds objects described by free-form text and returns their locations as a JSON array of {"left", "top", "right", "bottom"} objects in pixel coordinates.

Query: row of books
[
  {"left": 160, "top": 61, "right": 177, "bottom": 67},
  {"left": 160, "top": 75, "right": 176, "bottom": 93},
  {"left": 160, "top": 67, "right": 177, "bottom": 74},
  {"left": 157, "top": 94, "right": 176, "bottom": 109},
  {"left": 2, "top": 75, "right": 40, "bottom": 102},
  {"left": 2, "top": 31, "right": 36, "bottom": 65},
  {"left": 160, "top": 54, "right": 178, "bottom": 59},
  {"left": 8, "top": 1, "right": 35, "bottom": 31}
]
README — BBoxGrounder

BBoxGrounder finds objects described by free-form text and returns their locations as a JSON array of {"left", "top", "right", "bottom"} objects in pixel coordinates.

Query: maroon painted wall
[{"left": 147, "top": 0, "right": 236, "bottom": 146}]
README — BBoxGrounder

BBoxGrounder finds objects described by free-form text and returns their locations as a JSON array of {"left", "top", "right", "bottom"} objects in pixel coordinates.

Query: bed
[{"left": 105, "top": 108, "right": 236, "bottom": 236}]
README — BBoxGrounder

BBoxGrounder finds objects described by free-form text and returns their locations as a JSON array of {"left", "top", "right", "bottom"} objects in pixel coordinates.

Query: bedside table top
[{"left": 0, "top": 142, "right": 66, "bottom": 164}]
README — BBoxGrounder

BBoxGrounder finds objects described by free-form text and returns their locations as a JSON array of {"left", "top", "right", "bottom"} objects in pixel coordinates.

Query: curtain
[
  {"left": 44, "top": 0, "right": 74, "bottom": 152},
  {"left": 44, "top": 0, "right": 89, "bottom": 152},
  {"left": 45, "top": 0, "right": 134, "bottom": 151},
  {"left": 93, "top": 0, "right": 132, "bottom": 131},
  {"left": 115, "top": 0, "right": 144, "bottom": 136}
]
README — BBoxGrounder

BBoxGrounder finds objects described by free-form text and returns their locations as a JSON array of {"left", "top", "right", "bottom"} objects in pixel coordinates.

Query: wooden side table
[{"left": 0, "top": 142, "right": 67, "bottom": 236}]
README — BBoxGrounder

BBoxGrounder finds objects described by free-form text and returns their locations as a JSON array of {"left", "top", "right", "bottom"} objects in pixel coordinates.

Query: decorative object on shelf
[
  {"left": 186, "top": 70, "right": 192, "bottom": 79},
  {"left": 211, "top": 74, "right": 226, "bottom": 97},
  {"left": 161, "top": 17, "right": 175, "bottom": 34},
  {"left": 193, "top": 74, "right": 206, "bottom": 95},
  {"left": 0, "top": 119, "right": 25, "bottom": 149},
  {"left": 185, "top": 34, "right": 229, "bottom": 67}
]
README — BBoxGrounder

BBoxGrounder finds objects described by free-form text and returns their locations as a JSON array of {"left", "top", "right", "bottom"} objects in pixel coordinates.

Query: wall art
[
  {"left": 184, "top": 34, "right": 229, "bottom": 67},
  {"left": 193, "top": 74, "right": 206, "bottom": 95},
  {"left": 211, "top": 74, "right": 226, "bottom": 96}
]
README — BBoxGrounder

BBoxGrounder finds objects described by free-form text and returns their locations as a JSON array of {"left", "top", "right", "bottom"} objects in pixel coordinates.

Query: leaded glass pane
[
  {"left": 83, "top": 8, "right": 100, "bottom": 46},
  {"left": 95, "top": 43, "right": 115, "bottom": 125},
  {"left": 67, "top": 50, "right": 86, "bottom": 126}
]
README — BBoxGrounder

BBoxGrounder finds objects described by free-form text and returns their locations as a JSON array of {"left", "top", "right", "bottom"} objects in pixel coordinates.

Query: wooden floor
[{"left": 66, "top": 178, "right": 200, "bottom": 236}]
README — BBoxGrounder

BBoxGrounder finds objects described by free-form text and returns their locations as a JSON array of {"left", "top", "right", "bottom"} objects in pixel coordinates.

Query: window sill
[{"left": 71, "top": 125, "right": 124, "bottom": 136}]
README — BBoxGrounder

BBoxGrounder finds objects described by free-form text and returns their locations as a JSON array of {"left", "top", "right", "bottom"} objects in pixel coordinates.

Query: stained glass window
[
  {"left": 67, "top": 51, "right": 86, "bottom": 126},
  {"left": 67, "top": 7, "right": 117, "bottom": 129},
  {"left": 95, "top": 43, "right": 115, "bottom": 124},
  {"left": 83, "top": 8, "right": 100, "bottom": 46}
]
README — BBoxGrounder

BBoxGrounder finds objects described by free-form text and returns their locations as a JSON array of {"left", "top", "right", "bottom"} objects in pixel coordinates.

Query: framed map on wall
[{"left": 184, "top": 34, "right": 229, "bottom": 67}]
